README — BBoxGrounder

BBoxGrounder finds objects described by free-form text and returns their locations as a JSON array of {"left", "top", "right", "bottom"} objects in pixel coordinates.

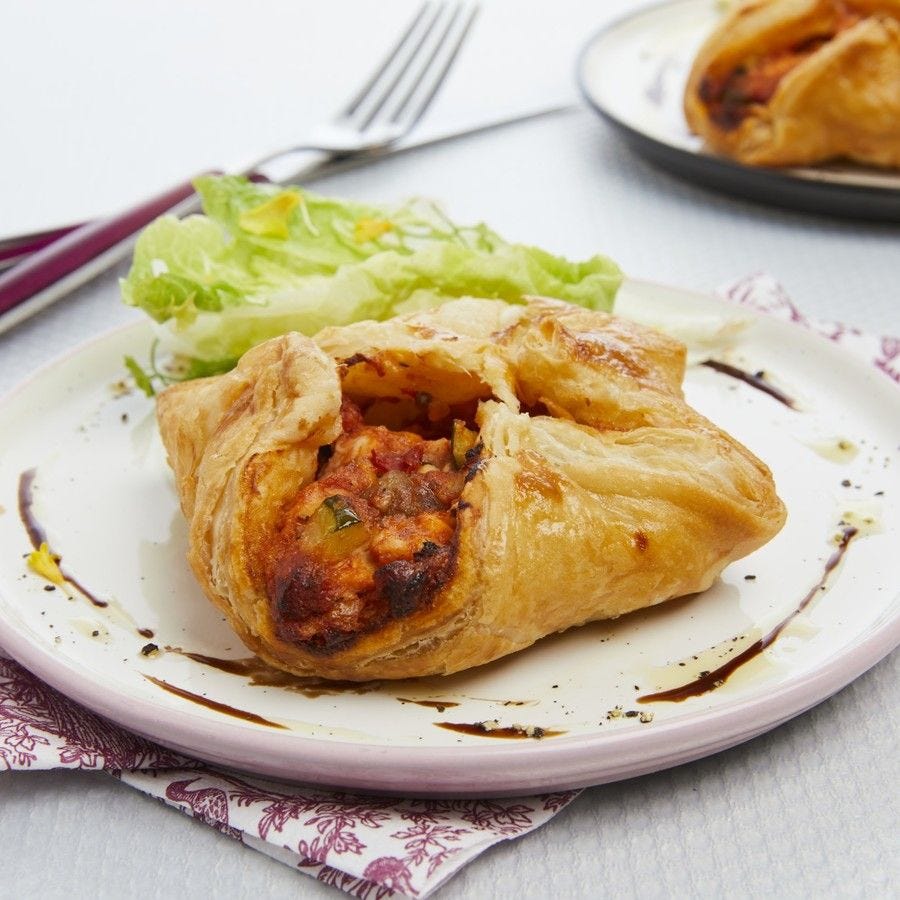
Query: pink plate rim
[{"left": 0, "top": 600, "right": 896, "bottom": 797}]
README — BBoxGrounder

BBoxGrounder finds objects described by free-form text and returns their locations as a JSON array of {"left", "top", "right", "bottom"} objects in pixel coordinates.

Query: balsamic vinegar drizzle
[
  {"left": 178, "top": 650, "right": 546, "bottom": 726},
  {"left": 700, "top": 360, "right": 797, "bottom": 409},
  {"left": 17, "top": 469, "right": 45, "bottom": 549},
  {"left": 640, "top": 526, "right": 859, "bottom": 704},
  {"left": 176, "top": 651, "right": 258, "bottom": 677},
  {"left": 178, "top": 650, "right": 542, "bottom": 725},
  {"left": 18, "top": 468, "right": 109, "bottom": 608},
  {"left": 178, "top": 651, "right": 533, "bottom": 710},
  {"left": 142, "top": 674, "right": 287, "bottom": 728},
  {"left": 397, "top": 697, "right": 460, "bottom": 711},
  {"left": 436, "top": 722, "right": 565, "bottom": 740},
  {"left": 174, "top": 650, "right": 382, "bottom": 697},
  {"left": 18, "top": 468, "right": 158, "bottom": 641}
]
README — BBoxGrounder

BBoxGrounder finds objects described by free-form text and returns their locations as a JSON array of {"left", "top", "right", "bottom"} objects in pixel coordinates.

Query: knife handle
[
  {"left": 0, "top": 225, "right": 82, "bottom": 271},
  {"left": 0, "top": 175, "right": 219, "bottom": 318}
]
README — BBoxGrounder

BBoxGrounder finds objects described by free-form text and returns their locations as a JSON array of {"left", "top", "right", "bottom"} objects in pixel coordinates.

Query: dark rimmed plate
[{"left": 577, "top": 0, "right": 900, "bottom": 221}]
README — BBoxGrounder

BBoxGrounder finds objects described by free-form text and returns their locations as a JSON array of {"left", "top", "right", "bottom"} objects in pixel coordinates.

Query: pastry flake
[
  {"left": 684, "top": 0, "right": 900, "bottom": 167},
  {"left": 157, "top": 299, "right": 786, "bottom": 680}
]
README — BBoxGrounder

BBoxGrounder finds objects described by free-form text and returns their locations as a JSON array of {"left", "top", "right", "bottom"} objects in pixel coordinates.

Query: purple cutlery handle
[
  {"left": 0, "top": 224, "right": 82, "bottom": 267},
  {"left": 0, "top": 175, "right": 217, "bottom": 317}
]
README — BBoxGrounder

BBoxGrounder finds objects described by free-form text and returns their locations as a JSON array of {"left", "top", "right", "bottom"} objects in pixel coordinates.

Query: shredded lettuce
[{"left": 121, "top": 175, "right": 622, "bottom": 386}]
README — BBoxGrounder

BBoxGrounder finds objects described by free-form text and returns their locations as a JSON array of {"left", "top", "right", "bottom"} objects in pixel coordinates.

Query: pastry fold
[
  {"left": 684, "top": 0, "right": 900, "bottom": 167},
  {"left": 157, "top": 299, "right": 786, "bottom": 680}
]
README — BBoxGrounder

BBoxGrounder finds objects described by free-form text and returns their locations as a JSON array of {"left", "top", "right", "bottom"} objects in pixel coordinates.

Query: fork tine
[
  {"left": 245, "top": 0, "right": 478, "bottom": 173},
  {"left": 387, "top": 4, "right": 479, "bottom": 129},
  {"left": 339, "top": 1, "right": 434, "bottom": 119},
  {"left": 354, "top": 2, "right": 447, "bottom": 130}
]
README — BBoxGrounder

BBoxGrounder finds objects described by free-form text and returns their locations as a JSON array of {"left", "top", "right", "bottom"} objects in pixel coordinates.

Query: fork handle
[{"left": 0, "top": 174, "right": 219, "bottom": 317}]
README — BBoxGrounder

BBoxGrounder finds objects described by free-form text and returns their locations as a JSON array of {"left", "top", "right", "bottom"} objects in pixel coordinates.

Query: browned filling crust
[
  {"left": 699, "top": 3, "right": 861, "bottom": 131},
  {"left": 266, "top": 397, "right": 482, "bottom": 654}
]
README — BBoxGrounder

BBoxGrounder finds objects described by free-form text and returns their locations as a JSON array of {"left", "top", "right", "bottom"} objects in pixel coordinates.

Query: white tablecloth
[{"left": 1, "top": 1, "right": 898, "bottom": 896}]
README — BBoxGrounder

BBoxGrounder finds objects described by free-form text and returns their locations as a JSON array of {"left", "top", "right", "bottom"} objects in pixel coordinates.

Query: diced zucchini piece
[{"left": 321, "top": 495, "right": 362, "bottom": 531}]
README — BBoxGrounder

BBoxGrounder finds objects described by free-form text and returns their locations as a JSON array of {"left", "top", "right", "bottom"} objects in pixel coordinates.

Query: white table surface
[{"left": 1, "top": 1, "right": 898, "bottom": 897}]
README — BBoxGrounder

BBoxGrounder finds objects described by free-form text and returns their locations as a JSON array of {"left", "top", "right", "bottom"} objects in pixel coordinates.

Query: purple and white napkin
[
  {"left": 0, "top": 651, "right": 577, "bottom": 897},
  {"left": 722, "top": 272, "right": 899, "bottom": 384}
]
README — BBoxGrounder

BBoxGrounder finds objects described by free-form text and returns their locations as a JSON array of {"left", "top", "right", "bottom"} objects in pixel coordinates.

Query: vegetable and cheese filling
[
  {"left": 267, "top": 397, "right": 482, "bottom": 654},
  {"left": 699, "top": 4, "right": 861, "bottom": 130}
]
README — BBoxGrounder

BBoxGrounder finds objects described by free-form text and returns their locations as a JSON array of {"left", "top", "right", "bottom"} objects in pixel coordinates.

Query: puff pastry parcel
[
  {"left": 157, "top": 299, "right": 785, "bottom": 680},
  {"left": 684, "top": 0, "right": 900, "bottom": 167}
]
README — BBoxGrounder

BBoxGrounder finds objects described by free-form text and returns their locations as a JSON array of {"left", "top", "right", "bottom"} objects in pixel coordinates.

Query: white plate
[
  {"left": 0, "top": 280, "right": 897, "bottom": 797},
  {"left": 577, "top": 0, "right": 900, "bottom": 221}
]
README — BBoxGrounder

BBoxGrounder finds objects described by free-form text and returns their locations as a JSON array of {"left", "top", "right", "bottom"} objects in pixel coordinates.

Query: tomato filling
[
  {"left": 699, "top": 5, "right": 860, "bottom": 131},
  {"left": 267, "top": 397, "right": 482, "bottom": 654}
]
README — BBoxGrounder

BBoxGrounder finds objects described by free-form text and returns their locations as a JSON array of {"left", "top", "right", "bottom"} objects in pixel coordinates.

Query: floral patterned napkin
[
  {"left": 1, "top": 274, "right": 896, "bottom": 898},
  {"left": 0, "top": 650, "right": 575, "bottom": 898},
  {"left": 722, "top": 272, "right": 899, "bottom": 384}
]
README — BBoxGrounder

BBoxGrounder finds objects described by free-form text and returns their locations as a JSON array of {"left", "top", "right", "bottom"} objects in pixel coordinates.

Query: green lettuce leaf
[{"left": 121, "top": 175, "right": 622, "bottom": 381}]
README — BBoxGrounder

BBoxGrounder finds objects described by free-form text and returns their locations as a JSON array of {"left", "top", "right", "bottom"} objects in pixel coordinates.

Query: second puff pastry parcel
[
  {"left": 684, "top": 0, "right": 900, "bottom": 167},
  {"left": 157, "top": 299, "right": 786, "bottom": 681}
]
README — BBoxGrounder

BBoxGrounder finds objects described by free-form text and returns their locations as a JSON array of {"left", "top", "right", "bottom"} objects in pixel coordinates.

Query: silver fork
[
  {"left": 252, "top": 1, "right": 480, "bottom": 168},
  {"left": 0, "top": 1, "right": 479, "bottom": 327}
]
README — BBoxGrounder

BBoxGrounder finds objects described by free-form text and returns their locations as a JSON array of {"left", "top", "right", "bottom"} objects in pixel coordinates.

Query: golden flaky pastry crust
[
  {"left": 157, "top": 299, "right": 786, "bottom": 680},
  {"left": 684, "top": 0, "right": 900, "bottom": 167}
]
